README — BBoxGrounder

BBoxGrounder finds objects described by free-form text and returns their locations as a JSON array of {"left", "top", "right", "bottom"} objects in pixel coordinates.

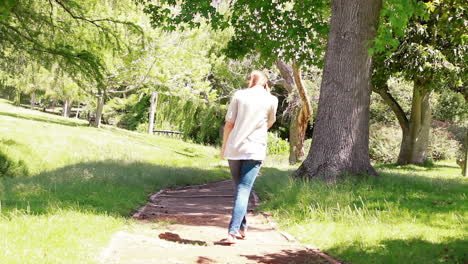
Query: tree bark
[
  {"left": 295, "top": 0, "right": 381, "bottom": 181},
  {"left": 30, "top": 91, "right": 36, "bottom": 109},
  {"left": 75, "top": 103, "right": 82, "bottom": 119},
  {"left": 62, "top": 99, "right": 69, "bottom": 117},
  {"left": 51, "top": 99, "right": 57, "bottom": 111},
  {"left": 67, "top": 99, "right": 73, "bottom": 118},
  {"left": 275, "top": 60, "right": 295, "bottom": 94},
  {"left": 148, "top": 91, "right": 159, "bottom": 134},
  {"left": 275, "top": 60, "right": 312, "bottom": 164},
  {"left": 291, "top": 63, "right": 312, "bottom": 164},
  {"left": 93, "top": 95, "right": 105, "bottom": 128},
  {"left": 374, "top": 85, "right": 409, "bottom": 132},
  {"left": 397, "top": 80, "right": 431, "bottom": 165},
  {"left": 14, "top": 89, "right": 21, "bottom": 106}
]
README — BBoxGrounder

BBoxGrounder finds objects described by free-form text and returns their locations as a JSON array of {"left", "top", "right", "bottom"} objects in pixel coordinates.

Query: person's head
[{"left": 248, "top": 70, "right": 268, "bottom": 88}]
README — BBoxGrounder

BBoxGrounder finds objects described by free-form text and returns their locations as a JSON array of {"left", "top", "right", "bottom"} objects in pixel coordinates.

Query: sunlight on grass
[
  {"left": 0, "top": 210, "right": 122, "bottom": 264},
  {"left": 2, "top": 100, "right": 467, "bottom": 264},
  {"left": 257, "top": 164, "right": 468, "bottom": 264},
  {"left": 0, "top": 100, "right": 229, "bottom": 263}
]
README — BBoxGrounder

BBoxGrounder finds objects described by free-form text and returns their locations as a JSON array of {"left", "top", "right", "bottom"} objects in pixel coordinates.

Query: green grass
[
  {"left": 256, "top": 163, "right": 468, "bottom": 264},
  {"left": 2, "top": 98, "right": 467, "bottom": 264},
  {"left": 0, "top": 99, "right": 229, "bottom": 263}
]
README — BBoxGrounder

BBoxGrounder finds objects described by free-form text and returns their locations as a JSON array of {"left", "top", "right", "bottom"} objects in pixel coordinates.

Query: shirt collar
[{"left": 251, "top": 85, "right": 265, "bottom": 91}]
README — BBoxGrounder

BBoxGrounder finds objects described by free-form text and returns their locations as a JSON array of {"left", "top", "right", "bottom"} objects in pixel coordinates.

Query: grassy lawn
[
  {"left": 256, "top": 163, "right": 468, "bottom": 263},
  {"left": 1, "top": 99, "right": 467, "bottom": 264},
  {"left": 0, "top": 99, "right": 229, "bottom": 263}
]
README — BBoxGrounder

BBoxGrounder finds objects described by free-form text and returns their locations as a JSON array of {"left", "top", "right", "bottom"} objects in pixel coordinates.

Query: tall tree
[
  {"left": 1, "top": 0, "right": 143, "bottom": 126},
  {"left": 372, "top": 0, "right": 466, "bottom": 165},
  {"left": 294, "top": 0, "right": 382, "bottom": 181},
  {"left": 141, "top": 0, "right": 329, "bottom": 164}
]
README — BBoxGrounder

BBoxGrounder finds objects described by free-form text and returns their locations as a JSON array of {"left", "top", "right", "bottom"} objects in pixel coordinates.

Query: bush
[
  {"left": 136, "top": 123, "right": 149, "bottom": 133},
  {"left": 429, "top": 127, "right": 461, "bottom": 161},
  {"left": 0, "top": 151, "right": 29, "bottom": 178},
  {"left": 434, "top": 90, "right": 467, "bottom": 125},
  {"left": 267, "top": 132, "right": 290, "bottom": 155},
  {"left": 103, "top": 94, "right": 150, "bottom": 130},
  {"left": 369, "top": 123, "right": 462, "bottom": 164},
  {"left": 369, "top": 124, "right": 401, "bottom": 163}
]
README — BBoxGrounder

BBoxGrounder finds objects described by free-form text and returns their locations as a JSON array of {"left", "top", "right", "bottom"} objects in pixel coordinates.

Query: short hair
[{"left": 248, "top": 70, "right": 268, "bottom": 88}]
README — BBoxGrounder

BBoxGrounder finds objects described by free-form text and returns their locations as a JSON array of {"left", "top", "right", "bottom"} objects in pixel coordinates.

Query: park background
[{"left": 0, "top": 0, "right": 466, "bottom": 263}]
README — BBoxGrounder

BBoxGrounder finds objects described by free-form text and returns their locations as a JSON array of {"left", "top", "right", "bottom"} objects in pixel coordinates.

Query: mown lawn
[
  {"left": 0, "top": 99, "right": 229, "bottom": 263},
  {"left": 256, "top": 163, "right": 468, "bottom": 263},
  {"left": 1, "top": 99, "right": 467, "bottom": 264}
]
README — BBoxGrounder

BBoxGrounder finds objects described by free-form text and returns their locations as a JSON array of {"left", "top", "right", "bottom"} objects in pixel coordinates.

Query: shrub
[
  {"left": 267, "top": 132, "right": 290, "bottom": 155},
  {"left": 429, "top": 127, "right": 461, "bottom": 161},
  {"left": 0, "top": 151, "right": 29, "bottom": 178},
  {"left": 369, "top": 124, "right": 401, "bottom": 163},
  {"left": 434, "top": 90, "right": 467, "bottom": 125},
  {"left": 136, "top": 123, "right": 149, "bottom": 133},
  {"left": 369, "top": 123, "right": 462, "bottom": 163}
]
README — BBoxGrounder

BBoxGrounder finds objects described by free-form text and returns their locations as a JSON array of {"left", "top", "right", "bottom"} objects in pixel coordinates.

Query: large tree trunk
[
  {"left": 397, "top": 81, "right": 432, "bottom": 165},
  {"left": 295, "top": 0, "right": 381, "bottom": 181},
  {"left": 275, "top": 60, "right": 312, "bottom": 164},
  {"left": 93, "top": 95, "right": 105, "bottom": 128},
  {"left": 148, "top": 91, "right": 159, "bottom": 134}
]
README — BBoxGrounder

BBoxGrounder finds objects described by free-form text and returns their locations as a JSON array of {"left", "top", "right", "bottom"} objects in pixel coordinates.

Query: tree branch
[
  {"left": 373, "top": 85, "right": 410, "bottom": 131},
  {"left": 275, "top": 59, "right": 295, "bottom": 93},
  {"left": 292, "top": 60, "right": 312, "bottom": 119}
]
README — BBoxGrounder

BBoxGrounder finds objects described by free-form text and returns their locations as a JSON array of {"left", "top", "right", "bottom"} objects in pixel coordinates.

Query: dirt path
[{"left": 99, "top": 180, "right": 341, "bottom": 264}]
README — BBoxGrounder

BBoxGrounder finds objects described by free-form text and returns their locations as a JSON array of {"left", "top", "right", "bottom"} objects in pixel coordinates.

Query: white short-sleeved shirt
[{"left": 224, "top": 85, "right": 278, "bottom": 161}]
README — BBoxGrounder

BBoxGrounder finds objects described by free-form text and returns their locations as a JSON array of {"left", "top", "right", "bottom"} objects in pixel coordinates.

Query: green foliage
[
  {"left": 105, "top": 94, "right": 150, "bottom": 130},
  {"left": 370, "top": 77, "right": 413, "bottom": 124},
  {"left": 0, "top": 0, "right": 16, "bottom": 21},
  {"left": 267, "top": 132, "right": 290, "bottom": 155},
  {"left": 369, "top": 124, "right": 401, "bottom": 163},
  {"left": 373, "top": 0, "right": 466, "bottom": 91},
  {"left": 187, "top": 104, "right": 225, "bottom": 145},
  {"left": 369, "top": 123, "right": 461, "bottom": 163},
  {"left": 434, "top": 90, "right": 468, "bottom": 125},
  {"left": 0, "top": 99, "right": 227, "bottom": 263},
  {"left": 430, "top": 127, "right": 462, "bottom": 161},
  {"left": 373, "top": 0, "right": 425, "bottom": 54},
  {"left": 142, "top": 0, "right": 330, "bottom": 66},
  {"left": 0, "top": 150, "right": 28, "bottom": 178}
]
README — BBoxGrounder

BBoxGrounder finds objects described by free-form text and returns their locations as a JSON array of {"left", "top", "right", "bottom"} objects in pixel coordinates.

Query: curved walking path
[{"left": 99, "top": 180, "right": 341, "bottom": 264}]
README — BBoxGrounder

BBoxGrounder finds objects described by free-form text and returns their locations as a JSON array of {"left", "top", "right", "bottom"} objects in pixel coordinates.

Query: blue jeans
[{"left": 227, "top": 159, "right": 262, "bottom": 235}]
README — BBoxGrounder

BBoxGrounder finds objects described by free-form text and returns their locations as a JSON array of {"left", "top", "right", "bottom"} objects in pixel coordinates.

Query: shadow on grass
[
  {"left": 258, "top": 165, "right": 467, "bottom": 217},
  {"left": 0, "top": 139, "right": 29, "bottom": 178},
  {"left": 327, "top": 238, "right": 467, "bottom": 264},
  {"left": 0, "top": 111, "right": 87, "bottom": 128},
  {"left": 255, "top": 166, "right": 468, "bottom": 264},
  {"left": 0, "top": 160, "right": 231, "bottom": 216},
  {"left": 374, "top": 163, "right": 459, "bottom": 170},
  {"left": 241, "top": 249, "right": 331, "bottom": 264}
]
